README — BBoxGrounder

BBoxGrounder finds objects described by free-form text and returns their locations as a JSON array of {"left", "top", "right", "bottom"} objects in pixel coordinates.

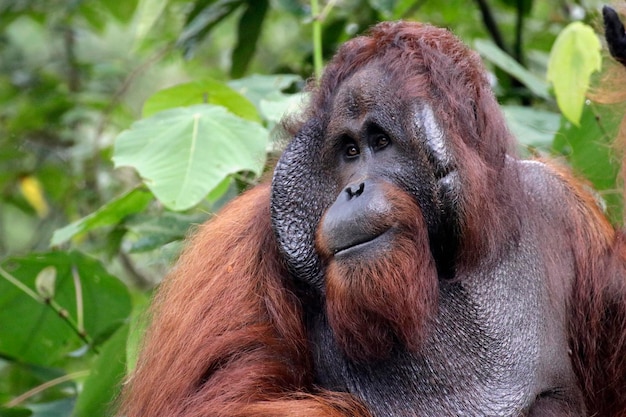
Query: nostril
[{"left": 346, "top": 182, "right": 365, "bottom": 199}]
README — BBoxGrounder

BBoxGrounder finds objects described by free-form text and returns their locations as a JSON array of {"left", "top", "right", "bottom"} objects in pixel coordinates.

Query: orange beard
[{"left": 318, "top": 187, "right": 439, "bottom": 362}]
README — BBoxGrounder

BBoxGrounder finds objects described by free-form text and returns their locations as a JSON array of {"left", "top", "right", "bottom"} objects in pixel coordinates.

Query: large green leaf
[
  {"left": 113, "top": 104, "right": 268, "bottom": 211},
  {"left": 0, "top": 252, "right": 132, "bottom": 366},
  {"left": 142, "top": 79, "right": 259, "bottom": 122},
  {"left": 474, "top": 39, "right": 550, "bottom": 100},
  {"left": 74, "top": 324, "right": 129, "bottom": 417},
  {"left": 50, "top": 188, "right": 152, "bottom": 247},
  {"left": 547, "top": 22, "right": 602, "bottom": 126}
]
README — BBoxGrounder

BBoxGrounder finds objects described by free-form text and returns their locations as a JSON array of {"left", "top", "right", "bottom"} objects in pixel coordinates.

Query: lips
[{"left": 332, "top": 228, "right": 393, "bottom": 257}]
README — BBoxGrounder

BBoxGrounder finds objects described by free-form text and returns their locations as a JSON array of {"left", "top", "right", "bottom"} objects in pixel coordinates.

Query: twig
[
  {"left": 474, "top": 0, "right": 509, "bottom": 53},
  {"left": 0, "top": 266, "right": 96, "bottom": 352},
  {"left": 5, "top": 370, "right": 90, "bottom": 407}
]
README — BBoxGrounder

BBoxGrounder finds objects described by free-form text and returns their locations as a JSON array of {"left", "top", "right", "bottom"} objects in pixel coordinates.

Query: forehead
[{"left": 330, "top": 64, "right": 396, "bottom": 120}]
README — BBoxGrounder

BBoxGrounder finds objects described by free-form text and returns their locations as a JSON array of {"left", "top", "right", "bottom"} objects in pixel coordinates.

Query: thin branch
[
  {"left": 0, "top": 266, "right": 41, "bottom": 302},
  {"left": 474, "top": 0, "right": 509, "bottom": 53},
  {"left": 5, "top": 370, "right": 90, "bottom": 407}
]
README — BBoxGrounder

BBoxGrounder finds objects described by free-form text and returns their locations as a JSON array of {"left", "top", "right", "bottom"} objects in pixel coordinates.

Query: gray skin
[{"left": 270, "top": 67, "right": 583, "bottom": 416}]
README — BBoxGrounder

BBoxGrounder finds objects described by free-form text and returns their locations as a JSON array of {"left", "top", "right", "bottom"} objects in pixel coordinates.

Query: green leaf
[
  {"left": 126, "top": 212, "right": 208, "bottom": 253},
  {"left": 132, "top": 0, "right": 168, "bottom": 44},
  {"left": 178, "top": 0, "right": 244, "bottom": 57},
  {"left": 552, "top": 103, "right": 622, "bottom": 221},
  {"left": 0, "top": 252, "right": 132, "bottom": 366},
  {"left": 0, "top": 408, "right": 32, "bottom": 417},
  {"left": 113, "top": 104, "right": 268, "bottom": 211},
  {"left": 101, "top": 0, "right": 138, "bottom": 23},
  {"left": 231, "top": 0, "right": 269, "bottom": 78},
  {"left": 474, "top": 39, "right": 551, "bottom": 100},
  {"left": 74, "top": 324, "right": 129, "bottom": 417},
  {"left": 547, "top": 22, "right": 602, "bottom": 126},
  {"left": 259, "top": 92, "right": 309, "bottom": 126},
  {"left": 502, "top": 105, "right": 560, "bottom": 149},
  {"left": 228, "top": 74, "right": 301, "bottom": 109},
  {"left": 142, "top": 79, "right": 259, "bottom": 122},
  {"left": 50, "top": 189, "right": 152, "bottom": 247},
  {"left": 125, "top": 294, "right": 151, "bottom": 373}
]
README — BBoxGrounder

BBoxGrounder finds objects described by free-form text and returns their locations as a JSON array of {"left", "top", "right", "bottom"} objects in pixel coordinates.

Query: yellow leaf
[{"left": 19, "top": 175, "right": 49, "bottom": 218}]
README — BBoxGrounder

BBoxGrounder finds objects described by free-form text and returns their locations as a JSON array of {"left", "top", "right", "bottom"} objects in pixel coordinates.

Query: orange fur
[
  {"left": 549, "top": 165, "right": 626, "bottom": 416},
  {"left": 316, "top": 184, "right": 438, "bottom": 361},
  {"left": 118, "top": 184, "right": 370, "bottom": 417}
]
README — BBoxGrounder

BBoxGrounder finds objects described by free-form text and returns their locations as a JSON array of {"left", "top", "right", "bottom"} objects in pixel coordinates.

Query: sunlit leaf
[
  {"left": 547, "top": 22, "right": 602, "bottom": 125},
  {"left": 113, "top": 104, "right": 268, "bottom": 211},
  {"left": 142, "top": 79, "right": 259, "bottom": 122}
]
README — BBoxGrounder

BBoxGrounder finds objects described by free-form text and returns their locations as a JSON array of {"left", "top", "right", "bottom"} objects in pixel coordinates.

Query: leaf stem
[
  {"left": 0, "top": 266, "right": 41, "bottom": 302},
  {"left": 0, "top": 266, "right": 95, "bottom": 350}
]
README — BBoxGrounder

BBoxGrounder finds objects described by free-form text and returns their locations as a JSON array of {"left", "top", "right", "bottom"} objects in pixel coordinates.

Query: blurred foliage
[{"left": 0, "top": 0, "right": 623, "bottom": 415}]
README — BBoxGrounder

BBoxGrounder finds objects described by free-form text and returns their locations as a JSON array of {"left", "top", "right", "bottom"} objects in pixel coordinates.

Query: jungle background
[{"left": 0, "top": 0, "right": 623, "bottom": 416}]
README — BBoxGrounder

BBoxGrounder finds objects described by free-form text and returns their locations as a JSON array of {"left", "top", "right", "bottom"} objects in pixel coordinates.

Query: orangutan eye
[
  {"left": 345, "top": 143, "right": 360, "bottom": 159},
  {"left": 374, "top": 134, "right": 390, "bottom": 150}
]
